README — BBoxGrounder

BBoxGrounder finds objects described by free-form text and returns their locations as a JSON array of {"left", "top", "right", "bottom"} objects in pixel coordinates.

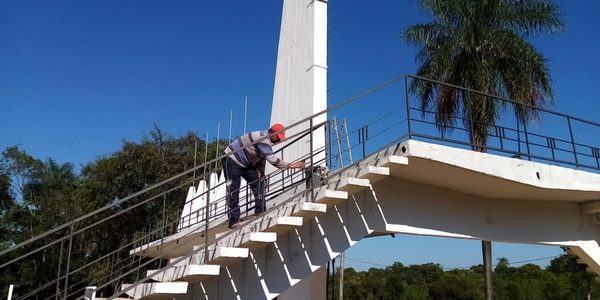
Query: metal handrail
[{"left": 407, "top": 74, "right": 600, "bottom": 128}]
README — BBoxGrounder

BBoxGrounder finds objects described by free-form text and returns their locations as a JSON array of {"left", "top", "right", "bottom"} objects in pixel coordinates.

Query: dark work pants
[{"left": 223, "top": 157, "right": 265, "bottom": 226}]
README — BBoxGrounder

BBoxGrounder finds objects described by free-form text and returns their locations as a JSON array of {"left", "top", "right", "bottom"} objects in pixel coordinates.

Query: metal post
[
  {"left": 364, "top": 126, "right": 368, "bottom": 158},
  {"left": 326, "top": 262, "right": 330, "bottom": 299},
  {"left": 215, "top": 122, "right": 221, "bottom": 171},
  {"left": 332, "top": 117, "right": 343, "bottom": 168},
  {"left": 339, "top": 252, "right": 345, "bottom": 300},
  {"left": 193, "top": 140, "right": 198, "bottom": 182},
  {"left": 204, "top": 178, "right": 211, "bottom": 264},
  {"left": 405, "top": 77, "right": 411, "bottom": 138},
  {"left": 342, "top": 119, "right": 353, "bottom": 164},
  {"left": 331, "top": 257, "right": 336, "bottom": 300},
  {"left": 523, "top": 118, "right": 531, "bottom": 160},
  {"left": 483, "top": 240, "right": 493, "bottom": 300},
  {"left": 159, "top": 194, "right": 167, "bottom": 268},
  {"left": 358, "top": 126, "right": 367, "bottom": 158},
  {"left": 310, "top": 117, "right": 315, "bottom": 202},
  {"left": 55, "top": 239, "right": 64, "bottom": 299},
  {"left": 567, "top": 117, "right": 579, "bottom": 167},
  {"left": 468, "top": 95, "right": 476, "bottom": 149},
  {"left": 63, "top": 223, "right": 75, "bottom": 299},
  {"left": 516, "top": 118, "right": 521, "bottom": 155}
]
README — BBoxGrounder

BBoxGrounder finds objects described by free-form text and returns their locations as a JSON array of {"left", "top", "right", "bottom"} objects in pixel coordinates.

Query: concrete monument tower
[{"left": 270, "top": 0, "right": 328, "bottom": 167}]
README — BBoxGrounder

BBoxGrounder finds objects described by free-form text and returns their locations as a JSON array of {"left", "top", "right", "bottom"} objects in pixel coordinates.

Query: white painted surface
[
  {"left": 315, "top": 189, "right": 348, "bottom": 205},
  {"left": 147, "top": 264, "right": 220, "bottom": 282},
  {"left": 177, "top": 171, "right": 234, "bottom": 232},
  {"left": 400, "top": 140, "right": 600, "bottom": 200},
  {"left": 249, "top": 232, "right": 278, "bottom": 243},
  {"left": 84, "top": 286, "right": 96, "bottom": 300},
  {"left": 278, "top": 266, "right": 327, "bottom": 300},
  {"left": 122, "top": 282, "right": 188, "bottom": 299},
  {"left": 270, "top": 0, "right": 328, "bottom": 171},
  {"left": 7, "top": 285, "right": 14, "bottom": 300}
]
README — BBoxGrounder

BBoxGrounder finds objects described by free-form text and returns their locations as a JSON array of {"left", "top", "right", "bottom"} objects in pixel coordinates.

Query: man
[{"left": 223, "top": 123, "right": 305, "bottom": 229}]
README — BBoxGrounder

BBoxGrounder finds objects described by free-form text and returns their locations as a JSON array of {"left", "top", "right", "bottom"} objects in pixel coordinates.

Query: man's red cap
[{"left": 270, "top": 123, "right": 287, "bottom": 141}]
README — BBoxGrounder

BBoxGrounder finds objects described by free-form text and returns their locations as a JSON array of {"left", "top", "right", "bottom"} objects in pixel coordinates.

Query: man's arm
[
  {"left": 286, "top": 161, "right": 305, "bottom": 169},
  {"left": 256, "top": 143, "right": 305, "bottom": 170}
]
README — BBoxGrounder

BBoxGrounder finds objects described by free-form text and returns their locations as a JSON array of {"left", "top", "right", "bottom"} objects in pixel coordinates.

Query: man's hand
[{"left": 287, "top": 161, "right": 305, "bottom": 169}]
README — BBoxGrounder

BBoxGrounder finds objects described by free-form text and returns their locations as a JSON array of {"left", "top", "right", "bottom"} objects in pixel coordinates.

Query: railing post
[
  {"left": 516, "top": 117, "right": 521, "bottom": 155},
  {"left": 567, "top": 117, "right": 579, "bottom": 167},
  {"left": 159, "top": 194, "right": 167, "bottom": 267},
  {"left": 310, "top": 117, "right": 315, "bottom": 202},
  {"left": 63, "top": 222, "right": 75, "bottom": 300},
  {"left": 523, "top": 119, "right": 532, "bottom": 161},
  {"left": 404, "top": 76, "right": 411, "bottom": 138},
  {"left": 204, "top": 178, "right": 211, "bottom": 264},
  {"left": 468, "top": 94, "right": 475, "bottom": 150},
  {"left": 245, "top": 184, "right": 249, "bottom": 219},
  {"left": 358, "top": 126, "right": 368, "bottom": 158},
  {"left": 55, "top": 239, "right": 64, "bottom": 300}
]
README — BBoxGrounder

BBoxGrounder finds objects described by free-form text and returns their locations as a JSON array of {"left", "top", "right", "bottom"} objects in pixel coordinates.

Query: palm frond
[
  {"left": 505, "top": 0, "right": 564, "bottom": 35},
  {"left": 404, "top": 0, "right": 561, "bottom": 149}
]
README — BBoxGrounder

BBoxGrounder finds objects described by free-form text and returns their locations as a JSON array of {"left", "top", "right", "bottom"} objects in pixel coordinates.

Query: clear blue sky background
[{"left": 2, "top": 1, "right": 599, "bottom": 271}]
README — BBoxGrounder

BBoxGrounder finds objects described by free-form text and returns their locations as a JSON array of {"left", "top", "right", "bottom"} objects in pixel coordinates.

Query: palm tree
[{"left": 402, "top": 0, "right": 563, "bottom": 298}]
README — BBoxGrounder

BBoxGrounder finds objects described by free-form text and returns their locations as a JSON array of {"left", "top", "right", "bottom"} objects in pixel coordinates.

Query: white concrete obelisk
[
  {"left": 270, "top": 0, "right": 328, "bottom": 168},
  {"left": 270, "top": 1, "right": 329, "bottom": 299}
]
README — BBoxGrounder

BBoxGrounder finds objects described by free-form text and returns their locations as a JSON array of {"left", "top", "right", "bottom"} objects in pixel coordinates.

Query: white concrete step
[
  {"left": 192, "top": 246, "right": 249, "bottom": 265},
  {"left": 291, "top": 202, "right": 327, "bottom": 219},
  {"left": 336, "top": 177, "right": 370, "bottom": 194},
  {"left": 357, "top": 166, "right": 390, "bottom": 183},
  {"left": 241, "top": 232, "right": 278, "bottom": 250},
  {"left": 263, "top": 216, "right": 303, "bottom": 234},
  {"left": 315, "top": 189, "right": 348, "bottom": 205},
  {"left": 377, "top": 155, "right": 409, "bottom": 178},
  {"left": 146, "top": 264, "right": 220, "bottom": 283},
  {"left": 121, "top": 281, "right": 187, "bottom": 300},
  {"left": 378, "top": 155, "right": 409, "bottom": 167}
]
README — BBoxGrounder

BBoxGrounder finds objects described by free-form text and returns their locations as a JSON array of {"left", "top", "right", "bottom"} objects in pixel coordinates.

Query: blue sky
[{"left": 2, "top": 1, "right": 599, "bottom": 271}]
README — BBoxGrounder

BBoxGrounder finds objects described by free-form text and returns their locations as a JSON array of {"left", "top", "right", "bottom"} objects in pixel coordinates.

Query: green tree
[
  {"left": 0, "top": 127, "right": 226, "bottom": 298},
  {"left": 403, "top": 0, "right": 562, "bottom": 147},
  {"left": 0, "top": 147, "right": 78, "bottom": 297},
  {"left": 403, "top": 1, "right": 563, "bottom": 298}
]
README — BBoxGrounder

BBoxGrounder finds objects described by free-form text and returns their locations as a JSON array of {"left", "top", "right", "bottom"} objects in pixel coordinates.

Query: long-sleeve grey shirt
[{"left": 224, "top": 130, "right": 288, "bottom": 169}]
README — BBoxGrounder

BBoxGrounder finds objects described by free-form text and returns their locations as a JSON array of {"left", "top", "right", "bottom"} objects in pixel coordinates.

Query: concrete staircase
[
  {"left": 117, "top": 140, "right": 600, "bottom": 299},
  {"left": 118, "top": 143, "right": 407, "bottom": 299}
]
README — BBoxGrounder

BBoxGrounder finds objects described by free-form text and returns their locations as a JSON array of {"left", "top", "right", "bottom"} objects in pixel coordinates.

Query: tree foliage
[
  {"left": 403, "top": 0, "right": 563, "bottom": 147},
  {"left": 340, "top": 256, "right": 600, "bottom": 299},
  {"left": 0, "top": 127, "right": 227, "bottom": 297}
]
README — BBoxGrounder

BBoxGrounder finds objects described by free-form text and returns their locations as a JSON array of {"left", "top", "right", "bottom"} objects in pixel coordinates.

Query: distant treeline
[{"left": 330, "top": 255, "right": 599, "bottom": 299}]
